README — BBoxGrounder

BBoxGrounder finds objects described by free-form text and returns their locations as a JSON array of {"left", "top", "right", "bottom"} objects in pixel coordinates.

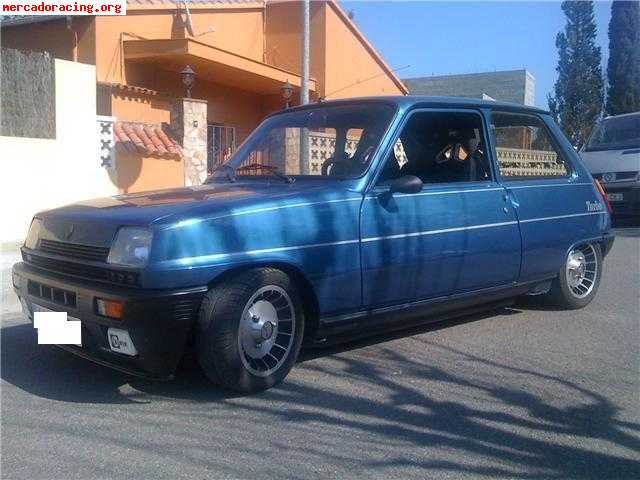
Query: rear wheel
[
  {"left": 548, "top": 243, "right": 602, "bottom": 309},
  {"left": 196, "top": 268, "right": 304, "bottom": 393}
]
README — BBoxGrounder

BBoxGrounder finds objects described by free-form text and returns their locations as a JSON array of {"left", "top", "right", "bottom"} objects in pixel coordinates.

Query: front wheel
[
  {"left": 196, "top": 268, "right": 304, "bottom": 393},
  {"left": 548, "top": 243, "right": 603, "bottom": 309}
]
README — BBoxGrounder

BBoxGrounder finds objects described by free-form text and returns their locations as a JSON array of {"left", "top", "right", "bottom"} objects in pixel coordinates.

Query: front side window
[
  {"left": 491, "top": 112, "right": 569, "bottom": 178},
  {"left": 208, "top": 103, "right": 396, "bottom": 181},
  {"left": 377, "top": 110, "right": 492, "bottom": 185}
]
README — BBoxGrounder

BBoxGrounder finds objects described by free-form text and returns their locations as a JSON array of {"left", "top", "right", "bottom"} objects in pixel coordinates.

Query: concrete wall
[
  {"left": 95, "top": 8, "right": 265, "bottom": 85},
  {"left": 116, "top": 151, "right": 184, "bottom": 194},
  {"left": 404, "top": 69, "right": 536, "bottom": 106},
  {"left": 265, "top": 1, "right": 327, "bottom": 96},
  {"left": 1, "top": 17, "right": 96, "bottom": 65},
  {"left": 265, "top": 1, "right": 404, "bottom": 99},
  {"left": 322, "top": 2, "right": 403, "bottom": 99},
  {"left": 0, "top": 60, "right": 119, "bottom": 242}
]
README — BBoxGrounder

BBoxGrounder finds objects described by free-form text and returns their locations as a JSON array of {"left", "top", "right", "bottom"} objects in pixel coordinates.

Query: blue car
[{"left": 12, "top": 96, "right": 614, "bottom": 393}]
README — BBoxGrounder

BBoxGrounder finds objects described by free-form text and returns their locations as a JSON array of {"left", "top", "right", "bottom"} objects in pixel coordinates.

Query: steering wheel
[
  {"left": 321, "top": 156, "right": 340, "bottom": 176},
  {"left": 321, "top": 153, "right": 352, "bottom": 177}
]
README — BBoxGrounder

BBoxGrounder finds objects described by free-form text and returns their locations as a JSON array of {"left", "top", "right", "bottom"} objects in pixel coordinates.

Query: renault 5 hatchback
[{"left": 13, "top": 96, "right": 614, "bottom": 393}]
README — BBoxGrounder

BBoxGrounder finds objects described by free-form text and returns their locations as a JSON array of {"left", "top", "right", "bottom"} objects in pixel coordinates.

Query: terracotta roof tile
[{"left": 114, "top": 121, "right": 183, "bottom": 159}]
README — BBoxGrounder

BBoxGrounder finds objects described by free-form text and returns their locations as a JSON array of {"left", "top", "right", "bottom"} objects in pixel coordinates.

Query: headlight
[
  {"left": 24, "top": 218, "right": 42, "bottom": 249},
  {"left": 107, "top": 227, "right": 153, "bottom": 267}
]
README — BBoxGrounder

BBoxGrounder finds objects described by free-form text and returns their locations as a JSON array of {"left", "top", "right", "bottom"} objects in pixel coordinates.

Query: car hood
[
  {"left": 34, "top": 182, "right": 344, "bottom": 246},
  {"left": 580, "top": 148, "right": 640, "bottom": 174}
]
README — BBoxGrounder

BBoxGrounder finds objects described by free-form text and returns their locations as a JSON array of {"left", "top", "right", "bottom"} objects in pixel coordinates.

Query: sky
[{"left": 341, "top": 1, "right": 613, "bottom": 108}]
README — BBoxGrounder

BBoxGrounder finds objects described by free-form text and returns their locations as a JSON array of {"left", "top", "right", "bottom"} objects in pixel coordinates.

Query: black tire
[
  {"left": 196, "top": 268, "right": 305, "bottom": 393},
  {"left": 548, "top": 243, "right": 603, "bottom": 310}
]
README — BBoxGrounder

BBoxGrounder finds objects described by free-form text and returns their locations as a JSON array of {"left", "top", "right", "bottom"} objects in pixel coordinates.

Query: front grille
[
  {"left": 23, "top": 252, "right": 140, "bottom": 287},
  {"left": 28, "top": 280, "right": 77, "bottom": 308},
  {"left": 39, "top": 239, "right": 110, "bottom": 262}
]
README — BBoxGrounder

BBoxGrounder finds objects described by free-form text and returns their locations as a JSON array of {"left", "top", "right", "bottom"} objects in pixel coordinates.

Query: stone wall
[{"left": 171, "top": 98, "right": 208, "bottom": 186}]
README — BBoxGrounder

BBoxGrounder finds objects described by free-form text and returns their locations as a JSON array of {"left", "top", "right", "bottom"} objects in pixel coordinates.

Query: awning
[{"left": 123, "top": 38, "right": 317, "bottom": 95}]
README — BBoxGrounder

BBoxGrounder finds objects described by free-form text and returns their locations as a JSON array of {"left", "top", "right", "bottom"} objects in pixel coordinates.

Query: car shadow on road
[
  {"left": 0, "top": 308, "right": 510, "bottom": 405},
  {"left": 0, "top": 321, "right": 243, "bottom": 404},
  {"left": 2, "top": 308, "right": 639, "bottom": 478}
]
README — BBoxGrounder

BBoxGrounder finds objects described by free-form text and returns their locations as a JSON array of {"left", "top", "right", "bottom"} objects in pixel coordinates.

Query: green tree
[
  {"left": 548, "top": 1, "right": 604, "bottom": 148},
  {"left": 606, "top": 1, "right": 640, "bottom": 115}
]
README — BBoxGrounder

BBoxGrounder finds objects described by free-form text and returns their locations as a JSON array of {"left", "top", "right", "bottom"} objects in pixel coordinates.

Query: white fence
[{"left": 496, "top": 147, "right": 567, "bottom": 177}]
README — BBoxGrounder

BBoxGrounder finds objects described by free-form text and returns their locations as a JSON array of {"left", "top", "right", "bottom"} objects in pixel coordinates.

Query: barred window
[{"left": 491, "top": 112, "right": 569, "bottom": 178}]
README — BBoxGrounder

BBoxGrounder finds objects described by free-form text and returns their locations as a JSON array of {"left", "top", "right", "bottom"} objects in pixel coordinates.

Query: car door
[
  {"left": 360, "top": 108, "right": 522, "bottom": 308},
  {"left": 490, "top": 110, "right": 607, "bottom": 283}
]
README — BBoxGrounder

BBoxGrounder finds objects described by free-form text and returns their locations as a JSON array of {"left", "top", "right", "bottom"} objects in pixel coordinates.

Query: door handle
[
  {"left": 505, "top": 190, "right": 520, "bottom": 208},
  {"left": 502, "top": 190, "right": 519, "bottom": 215},
  {"left": 502, "top": 193, "right": 509, "bottom": 214}
]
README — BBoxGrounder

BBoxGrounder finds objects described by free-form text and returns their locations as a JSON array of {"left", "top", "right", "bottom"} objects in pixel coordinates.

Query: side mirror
[{"left": 388, "top": 175, "right": 423, "bottom": 194}]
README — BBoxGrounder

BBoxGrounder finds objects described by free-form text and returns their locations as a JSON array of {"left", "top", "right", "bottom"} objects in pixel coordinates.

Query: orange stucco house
[{"left": 2, "top": 0, "right": 407, "bottom": 192}]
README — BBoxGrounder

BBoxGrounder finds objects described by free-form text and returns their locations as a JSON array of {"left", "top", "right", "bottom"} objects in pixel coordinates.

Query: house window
[
  {"left": 207, "top": 124, "right": 236, "bottom": 173},
  {"left": 491, "top": 112, "right": 569, "bottom": 178}
]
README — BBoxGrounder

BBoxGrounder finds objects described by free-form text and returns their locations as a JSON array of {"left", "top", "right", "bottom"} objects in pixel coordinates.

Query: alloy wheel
[{"left": 237, "top": 285, "right": 296, "bottom": 377}]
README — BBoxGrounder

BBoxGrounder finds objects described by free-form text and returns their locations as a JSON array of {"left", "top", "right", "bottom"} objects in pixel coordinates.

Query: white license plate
[
  {"left": 607, "top": 193, "right": 624, "bottom": 202},
  {"left": 107, "top": 328, "right": 138, "bottom": 356}
]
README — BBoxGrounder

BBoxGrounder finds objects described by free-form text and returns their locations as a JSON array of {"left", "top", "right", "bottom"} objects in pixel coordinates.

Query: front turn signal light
[{"left": 96, "top": 298, "right": 124, "bottom": 320}]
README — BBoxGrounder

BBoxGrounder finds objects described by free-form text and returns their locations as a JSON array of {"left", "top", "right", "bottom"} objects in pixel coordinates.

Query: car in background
[{"left": 581, "top": 112, "right": 640, "bottom": 217}]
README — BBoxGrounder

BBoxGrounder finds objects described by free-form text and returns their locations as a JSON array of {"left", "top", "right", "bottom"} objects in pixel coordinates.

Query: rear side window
[{"left": 491, "top": 112, "right": 570, "bottom": 179}]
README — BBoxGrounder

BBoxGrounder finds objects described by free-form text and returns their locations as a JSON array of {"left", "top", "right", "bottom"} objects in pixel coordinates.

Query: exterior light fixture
[
  {"left": 181, "top": 65, "right": 196, "bottom": 98},
  {"left": 281, "top": 80, "right": 294, "bottom": 109}
]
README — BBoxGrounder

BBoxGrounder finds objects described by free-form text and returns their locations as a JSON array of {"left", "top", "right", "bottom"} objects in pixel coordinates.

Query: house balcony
[{"left": 123, "top": 38, "right": 317, "bottom": 96}]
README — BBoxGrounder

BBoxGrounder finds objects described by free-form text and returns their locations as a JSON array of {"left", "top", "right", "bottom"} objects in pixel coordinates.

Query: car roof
[
  {"left": 602, "top": 111, "right": 640, "bottom": 120},
  {"left": 281, "top": 95, "right": 549, "bottom": 115}
]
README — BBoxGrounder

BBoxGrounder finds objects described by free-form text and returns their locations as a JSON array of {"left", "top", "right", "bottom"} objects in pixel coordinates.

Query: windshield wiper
[{"left": 235, "top": 163, "right": 295, "bottom": 184}]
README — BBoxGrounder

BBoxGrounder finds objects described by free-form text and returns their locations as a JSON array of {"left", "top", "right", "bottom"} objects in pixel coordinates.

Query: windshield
[
  {"left": 206, "top": 102, "right": 396, "bottom": 181},
  {"left": 584, "top": 114, "right": 640, "bottom": 152}
]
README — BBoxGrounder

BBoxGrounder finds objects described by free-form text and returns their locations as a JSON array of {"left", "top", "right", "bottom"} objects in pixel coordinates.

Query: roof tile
[{"left": 114, "top": 121, "right": 183, "bottom": 159}]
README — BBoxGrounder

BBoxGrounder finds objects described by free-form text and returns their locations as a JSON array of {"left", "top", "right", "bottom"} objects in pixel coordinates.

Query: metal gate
[{"left": 207, "top": 124, "right": 236, "bottom": 173}]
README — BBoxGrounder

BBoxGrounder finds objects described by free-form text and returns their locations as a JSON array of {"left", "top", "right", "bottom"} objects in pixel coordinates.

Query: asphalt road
[{"left": 1, "top": 228, "right": 639, "bottom": 480}]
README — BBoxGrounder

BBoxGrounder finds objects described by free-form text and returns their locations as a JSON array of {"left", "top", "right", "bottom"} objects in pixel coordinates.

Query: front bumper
[{"left": 12, "top": 262, "right": 207, "bottom": 380}]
